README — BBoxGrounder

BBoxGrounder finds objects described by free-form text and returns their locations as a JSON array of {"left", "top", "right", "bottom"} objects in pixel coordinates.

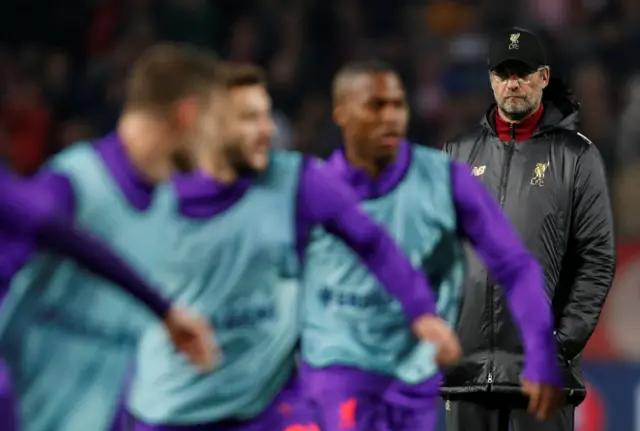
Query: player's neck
[
  {"left": 117, "top": 113, "right": 172, "bottom": 183},
  {"left": 344, "top": 145, "right": 388, "bottom": 178},
  {"left": 198, "top": 148, "right": 238, "bottom": 184}
]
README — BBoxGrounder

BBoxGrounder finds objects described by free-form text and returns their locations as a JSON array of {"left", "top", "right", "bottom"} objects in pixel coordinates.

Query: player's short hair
[
  {"left": 124, "top": 43, "right": 222, "bottom": 113},
  {"left": 332, "top": 59, "right": 400, "bottom": 102},
  {"left": 222, "top": 62, "right": 267, "bottom": 89}
]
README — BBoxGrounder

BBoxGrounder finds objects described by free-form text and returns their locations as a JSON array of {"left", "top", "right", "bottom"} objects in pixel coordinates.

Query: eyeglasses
[{"left": 491, "top": 67, "right": 546, "bottom": 85}]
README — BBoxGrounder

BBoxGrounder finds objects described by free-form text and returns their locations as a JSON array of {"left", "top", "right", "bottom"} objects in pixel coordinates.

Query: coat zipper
[{"left": 487, "top": 125, "right": 516, "bottom": 388}]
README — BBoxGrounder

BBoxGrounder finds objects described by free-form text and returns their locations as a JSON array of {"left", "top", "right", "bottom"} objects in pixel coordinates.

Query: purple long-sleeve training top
[
  {"left": 0, "top": 135, "right": 171, "bottom": 318},
  {"left": 324, "top": 142, "right": 560, "bottom": 385}
]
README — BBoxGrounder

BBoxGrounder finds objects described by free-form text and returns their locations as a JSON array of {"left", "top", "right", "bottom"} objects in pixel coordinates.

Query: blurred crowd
[{"left": 2, "top": 0, "right": 640, "bottom": 236}]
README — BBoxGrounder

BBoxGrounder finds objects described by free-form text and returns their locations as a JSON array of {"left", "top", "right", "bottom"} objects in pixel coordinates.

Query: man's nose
[
  {"left": 505, "top": 76, "right": 522, "bottom": 90},
  {"left": 381, "top": 106, "right": 401, "bottom": 123}
]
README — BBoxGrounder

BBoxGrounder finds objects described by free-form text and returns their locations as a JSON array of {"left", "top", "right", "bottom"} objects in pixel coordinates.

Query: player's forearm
[
  {"left": 36, "top": 219, "right": 171, "bottom": 318},
  {"left": 0, "top": 168, "right": 171, "bottom": 318},
  {"left": 479, "top": 249, "right": 560, "bottom": 383},
  {"left": 324, "top": 205, "right": 436, "bottom": 321},
  {"left": 499, "top": 257, "right": 561, "bottom": 383}
]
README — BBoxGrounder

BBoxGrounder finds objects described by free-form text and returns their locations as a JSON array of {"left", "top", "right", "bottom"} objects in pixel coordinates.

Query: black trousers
[{"left": 443, "top": 394, "right": 575, "bottom": 431}]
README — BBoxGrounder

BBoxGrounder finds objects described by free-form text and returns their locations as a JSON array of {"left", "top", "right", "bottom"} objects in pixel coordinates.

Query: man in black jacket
[{"left": 442, "top": 27, "right": 616, "bottom": 431}]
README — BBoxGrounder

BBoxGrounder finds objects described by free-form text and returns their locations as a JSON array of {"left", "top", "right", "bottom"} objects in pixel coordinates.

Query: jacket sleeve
[{"left": 556, "top": 142, "right": 616, "bottom": 361}]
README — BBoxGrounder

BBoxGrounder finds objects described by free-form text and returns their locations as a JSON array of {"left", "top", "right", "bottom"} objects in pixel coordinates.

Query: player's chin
[
  {"left": 374, "top": 143, "right": 400, "bottom": 161},
  {"left": 170, "top": 153, "right": 196, "bottom": 174},
  {"left": 153, "top": 160, "right": 182, "bottom": 181},
  {"left": 248, "top": 152, "right": 270, "bottom": 172}
]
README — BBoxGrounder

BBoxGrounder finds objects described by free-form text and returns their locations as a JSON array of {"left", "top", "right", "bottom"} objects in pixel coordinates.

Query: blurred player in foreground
[
  {"left": 0, "top": 43, "right": 222, "bottom": 431},
  {"left": 299, "top": 60, "right": 563, "bottom": 431},
  {"left": 0, "top": 167, "right": 214, "bottom": 431},
  {"left": 127, "top": 63, "right": 456, "bottom": 430}
]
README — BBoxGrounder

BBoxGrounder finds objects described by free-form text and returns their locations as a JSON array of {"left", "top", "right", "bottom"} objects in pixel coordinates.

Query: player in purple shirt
[
  {"left": 0, "top": 165, "right": 214, "bottom": 366},
  {"left": 0, "top": 43, "right": 225, "bottom": 431},
  {"left": 0, "top": 165, "right": 216, "bottom": 431},
  {"left": 301, "top": 61, "right": 564, "bottom": 430},
  {"left": 128, "top": 62, "right": 460, "bottom": 431}
]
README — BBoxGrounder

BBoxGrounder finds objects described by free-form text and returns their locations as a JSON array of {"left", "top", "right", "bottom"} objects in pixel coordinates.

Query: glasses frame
[{"left": 491, "top": 66, "right": 548, "bottom": 85}]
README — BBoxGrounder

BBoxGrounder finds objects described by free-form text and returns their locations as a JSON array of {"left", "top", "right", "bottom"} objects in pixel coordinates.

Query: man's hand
[
  {"left": 412, "top": 314, "right": 462, "bottom": 366},
  {"left": 521, "top": 378, "right": 564, "bottom": 421},
  {"left": 164, "top": 306, "right": 219, "bottom": 371}
]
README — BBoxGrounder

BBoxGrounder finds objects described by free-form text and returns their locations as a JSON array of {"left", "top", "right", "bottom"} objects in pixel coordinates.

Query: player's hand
[
  {"left": 163, "top": 306, "right": 219, "bottom": 372},
  {"left": 411, "top": 314, "right": 462, "bottom": 366},
  {"left": 521, "top": 378, "right": 564, "bottom": 421}
]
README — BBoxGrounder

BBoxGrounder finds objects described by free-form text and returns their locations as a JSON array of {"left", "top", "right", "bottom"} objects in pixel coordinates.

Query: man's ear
[
  {"left": 333, "top": 104, "right": 347, "bottom": 128},
  {"left": 540, "top": 67, "right": 551, "bottom": 89}
]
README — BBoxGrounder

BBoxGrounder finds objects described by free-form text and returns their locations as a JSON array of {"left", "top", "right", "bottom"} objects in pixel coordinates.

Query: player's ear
[
  {"left": 174, "top": 96, "right": 200, "bottom": 132},
  {"left": 333, "top": 104, "right": 347, "bottom": 128}
]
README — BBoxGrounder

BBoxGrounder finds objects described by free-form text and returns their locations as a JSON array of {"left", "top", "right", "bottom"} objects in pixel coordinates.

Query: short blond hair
[
  {"left": 124, "top": 43, "right": 223, "bottom": 112},
  {"left": 222, "top": 62, "right": 266, "bottom": 89}
]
